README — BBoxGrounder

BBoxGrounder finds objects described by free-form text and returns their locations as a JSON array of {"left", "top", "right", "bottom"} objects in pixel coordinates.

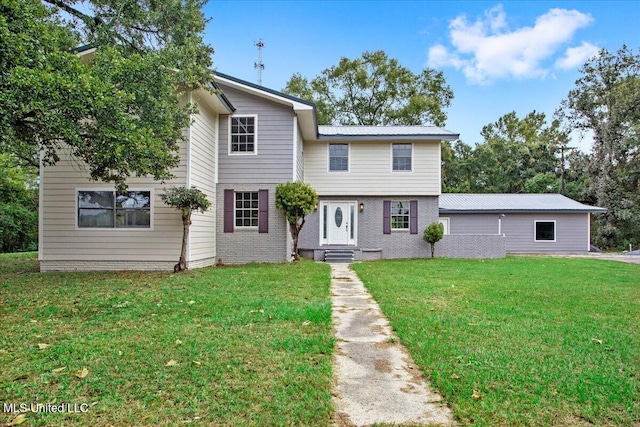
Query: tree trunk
[
  {"left": 177, "top": 211, "right": 191, "bottom": 272},
  {"left": 291, "top": 223, "right": 300, "bottom": 261},
  {"left": 430, "top": 243, "right": 435, "bottom": 258}
]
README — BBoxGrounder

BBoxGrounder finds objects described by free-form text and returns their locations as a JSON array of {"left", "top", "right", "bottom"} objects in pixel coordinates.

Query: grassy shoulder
[
  {"left": 352, "top": 257, "right": 640, "bottom": 426},
  {"left": 0, "top": 251, "right": 38, "bottom": 274},
  {"left": 0, "top": 256, "right": 333, "bottom": 426}
]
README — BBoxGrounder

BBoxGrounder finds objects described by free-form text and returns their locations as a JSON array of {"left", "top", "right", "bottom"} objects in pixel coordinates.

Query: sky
[{"left": 202, "top": 1, "right": 638, "bottom": 152}]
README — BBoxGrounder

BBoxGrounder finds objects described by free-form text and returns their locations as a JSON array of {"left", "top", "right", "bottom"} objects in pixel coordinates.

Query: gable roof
[
  {"left": 213, "top": 72, "right": 318, "bottom": 140},
  {"left": 318, "top": 125, "right": 459, "bottom": 141},
  {"left": 439, "top": 193, "right": 606, "bottom": 213}
]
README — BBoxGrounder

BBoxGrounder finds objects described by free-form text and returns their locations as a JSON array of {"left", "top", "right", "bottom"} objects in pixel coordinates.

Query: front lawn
[
  {"left": 352, "top": 257, "right": 640, "bottom": 426},
  {"left": 0, "top": 255, "right": 333, "bottom": 426}
]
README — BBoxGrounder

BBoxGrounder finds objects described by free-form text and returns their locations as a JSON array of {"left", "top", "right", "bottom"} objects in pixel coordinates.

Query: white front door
[{"left": 321, "top": 202, "right": 357, "bottom": 245}]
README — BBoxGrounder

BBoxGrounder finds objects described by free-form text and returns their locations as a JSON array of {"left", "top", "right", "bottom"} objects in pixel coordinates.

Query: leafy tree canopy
[
  {"left": 283, "top": 50, "right": 453, "bottom": 126},
  {"left": 423, "top": 222, "right": 444, "bottom": 258},
  {"left": 557, "top": 45, "right": 640, "bottom": 249},
  {"left": 275, "top": 181, "right": 318, "bottom": 261},
  {"left": 442, "top": 111, "right": 586, "bottom": 198},
  {"left": 160, "top": 186, "right": 211, "bottom": 271},
  {"left": 0, "top": 154, "right": 38, "bottom": 252},
  {"left": 0, "top": 0, "right": 213, "bottom": 190}
]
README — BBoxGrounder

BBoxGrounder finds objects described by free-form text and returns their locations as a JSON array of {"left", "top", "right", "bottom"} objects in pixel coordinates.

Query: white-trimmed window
[
  {"left": 391, "top": 201, "right": 410, "bottom": 230},
  {"left": 235, "top": 192, "right": 259, "bottom": 228},
  {"left": 229, "top": 115, "right": 257, "bottom": 154},
  {"left": 392, "top": 143, "right": 412, "bottom": 172},
  {"left": 78, "top": 190, "right": 151, "bottom": 228},
  {"left": 534, "top": 220, "right": 556, "bottom": 242},
  {"left": 329, "top": 144, "right": 349, "bottom": 172}
]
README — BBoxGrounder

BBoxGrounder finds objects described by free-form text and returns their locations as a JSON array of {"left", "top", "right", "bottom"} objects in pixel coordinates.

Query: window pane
[
  {"left": 392, "top": 144, "right": 412, "bottom": 171},
  {"left": 235, "top": 191, "right": 259, "bottom": 227},
  {"left": 323, "top": 205, "right": 328, "bottom": 239},
  {"left": 536, "top": 222, "right": 555, "bottom": 241},
  {"left": 230, "top": 117, "right": 256, "bottom": 153},
  {"left": 116, "top": 191, "right": 150, "bottom": 208},
  {"left": 391, "top": 200, "right": 410, "bottom": 229},
  {"left": 78, "top": 208, "right": 114, "bottom": 227},
  {"left": 116, "top": 209, "right": 151, "bottom": 228},
  {"left": 329, "top": 144, "right": 349, "bottom": 171},
  {"left": 78, "top": 191, "right": 114, "bottom": 209}
]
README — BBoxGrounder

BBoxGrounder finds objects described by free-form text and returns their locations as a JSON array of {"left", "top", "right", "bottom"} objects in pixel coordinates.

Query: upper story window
[
  {"left": 329, "top": 144, "right": 349, "bottom": 172},
  {"left": 391, "top": 201, "right": 410, "bottom": 230},
  {"left": 230, "top": 115, "right": 257, "bottom": 154},
  {"left": 78, "top": 190, "right": 151, "bottom": 228},
  {"left": 392, "top": 143, "right": 412, "bottom": 172},
  {"left": 534, "top": 220, "right": 556, "bottom": 242}
]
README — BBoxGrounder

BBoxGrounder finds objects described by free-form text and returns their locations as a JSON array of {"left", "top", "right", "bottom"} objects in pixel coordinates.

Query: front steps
[{"left": 324, "top": 249, "right": 355, "bottom": 263}]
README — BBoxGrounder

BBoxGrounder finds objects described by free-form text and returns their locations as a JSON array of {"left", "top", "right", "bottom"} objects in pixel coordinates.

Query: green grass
[
  {"left": 0, "top": 255, "right": 333, "bottom": 426},
  {"left": 0, "top": 252, "right": 38, "bottom": 274},
  {"left": 352, "top": 257, "right": 640, "bottom": 426}
]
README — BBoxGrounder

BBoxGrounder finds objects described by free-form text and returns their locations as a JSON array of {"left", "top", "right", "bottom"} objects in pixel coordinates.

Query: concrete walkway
[{"left": 330, "top": 263, "right": 452, "bottom": 426}]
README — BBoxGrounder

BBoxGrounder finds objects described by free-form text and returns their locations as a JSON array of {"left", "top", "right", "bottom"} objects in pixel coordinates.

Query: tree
[
  {"left": 160, "top": 186, "right": 211, "bottom": 272},
  {"left": 283, "top": 50, "right": 453, "bottom": 126},
  {"left": 275, "top": 182, "right": 318, "bottom": 261},
  {"left": 0, "top": 0, "right": 213, "bottom": 190},
  {"left": 0, "top": 154, "right": 38, "bottom": 252},
  {"left": 423, "top": 222, "right": 444, "bottom": 259},
  {"left": 441, "top": 111, "right": 589, "bottom": 197},
  {"left": 557, "top": 45, "right": 640, "bottom": 249}
]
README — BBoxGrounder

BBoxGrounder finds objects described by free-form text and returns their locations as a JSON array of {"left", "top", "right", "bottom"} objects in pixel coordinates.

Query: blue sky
[{"left": 203, "top": 1, "right": 638, "bottom": 152}]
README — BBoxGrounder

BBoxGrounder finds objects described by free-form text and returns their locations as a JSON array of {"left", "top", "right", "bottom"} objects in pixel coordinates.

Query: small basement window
[{"left": 534, "top": 220, "right": 556, "bottom": 242}]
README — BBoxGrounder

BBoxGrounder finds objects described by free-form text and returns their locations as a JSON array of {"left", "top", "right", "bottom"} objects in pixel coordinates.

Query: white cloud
[
  {"left": 428, "top": 5, "right": 595, "bottom": 84},
  {"left": 555, "top": 42, "right": 600, "bottom": 70}
]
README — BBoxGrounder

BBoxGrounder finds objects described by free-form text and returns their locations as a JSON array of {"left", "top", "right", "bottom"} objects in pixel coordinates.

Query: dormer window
[{"left": 229, "top": 115, "right": 257, "bottom": 154}]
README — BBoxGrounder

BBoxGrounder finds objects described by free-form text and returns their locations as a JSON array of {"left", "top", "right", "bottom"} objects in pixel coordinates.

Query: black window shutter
[
  {"left": 224, "top": 189, "right": 234, "bottom": 233},
  {"left": 383, "top": 200, "right": 391, "bottom": 234},
  {"left": 258, "top": 189, "right": 269, "bottom": 233},
  {"left": 410, "top": 200, "right": 418, "bottom": 234}
]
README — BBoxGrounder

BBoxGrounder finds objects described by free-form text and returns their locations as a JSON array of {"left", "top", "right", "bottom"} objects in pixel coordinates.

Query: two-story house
[{"left": 38, "top": 71, "right": 602, "bottom": 271}]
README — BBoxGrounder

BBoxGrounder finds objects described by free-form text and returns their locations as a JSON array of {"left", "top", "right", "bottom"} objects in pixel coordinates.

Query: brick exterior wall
[
  {"left": 434, "top": 234, "right": 506, "bottom": 258},
  {"left": 40, "top": 260, "right": 176, "bottom": 271},
  {"left": 298, "top": 196, "right": 440, "bottom": 259},
  {"left": 215, "top": 183, "right": 289, "bottom": 264}
]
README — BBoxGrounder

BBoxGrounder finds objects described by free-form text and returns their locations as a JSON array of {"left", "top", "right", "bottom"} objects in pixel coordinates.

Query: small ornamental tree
[
  {"left": 423, "top": 221, "right": 444, "bottom": 258},
  {"left": 160, "top": 186, "right": 211, "bottom": 272},
  {"left": 275, "top": 182, "right": 318, "bottom": 261}
]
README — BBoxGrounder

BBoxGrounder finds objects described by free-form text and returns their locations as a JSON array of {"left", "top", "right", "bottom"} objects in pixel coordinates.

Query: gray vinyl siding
[
  {"left": 447, "top": 213, "right": 590, "bottom": 253},
  {"left": 448, "top": 213, "right": 499, "bottom": 234},
  {"left": 217, "top": 84, "right": 295, "bottom": 184},
  {"left": 188, "top": 98, "right": 218, "bottom": 265},
  {"left": 215, "top": 183, "right": 288, "bottom": 264},
  {"left": 298, "top": 196, "right": 439, "bottom": 259}
]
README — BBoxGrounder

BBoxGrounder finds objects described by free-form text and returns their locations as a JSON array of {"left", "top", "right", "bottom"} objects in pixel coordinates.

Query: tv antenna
[{"left": 254, "top": 39, "right": 265, "bottom": 85}]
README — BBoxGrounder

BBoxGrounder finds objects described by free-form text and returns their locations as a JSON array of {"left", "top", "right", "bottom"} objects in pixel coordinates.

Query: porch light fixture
[
  {"left": 359, "top": 202, "right": 365, "bottom": 212},
  {"left": 314, "top": 204, "right": 318, "bottom": 211}
]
